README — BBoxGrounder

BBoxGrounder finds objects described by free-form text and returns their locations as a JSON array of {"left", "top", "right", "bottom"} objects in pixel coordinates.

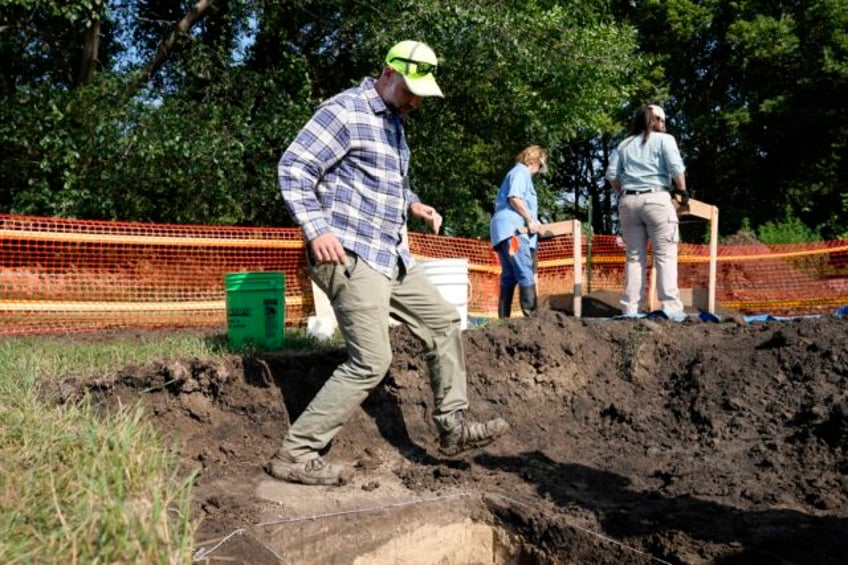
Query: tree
[
  {"left": 616, "top": 0, "right": 848, "bottom": 238},
  {"left": 0, "top": 0, "right": 275, "bottom": 223},
  {"left": 249, "top": 1, "right": 644, "bottom": 235},
  {"left": 1, "top": 0, "right": 646, "bottom": 235},
  {"left": 0, "top": 0, "right": 114, "bottom": 94}
]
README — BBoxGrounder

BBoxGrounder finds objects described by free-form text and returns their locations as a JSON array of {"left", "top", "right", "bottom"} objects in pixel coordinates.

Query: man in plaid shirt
[{"left": 270, "top": 40, "right": 510, "bottom": 486}]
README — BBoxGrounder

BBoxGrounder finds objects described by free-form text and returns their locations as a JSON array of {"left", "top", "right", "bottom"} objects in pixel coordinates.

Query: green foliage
[
  {"left": 334, "top": 0, "right": 645, "bottom": 236},
  {"left": 727, "top": 14, "right": 799, "bottom": 64},
  {"left": 0, "top": 0, "right": 114, "bottom": 91},
  {"left": 2, "top": 57, "right": 314, "bottom": 224},
  {"left": 2, "top": 0, "right": 647, "bottom": 235},
  {"left": 0, "top": 0, "right": 105, "bottom": 24},
  {"left": 756, "top": 206, "right": 820, "bottom": 244},
  {"left": 619, "top": 0, "right": 848, "bottom": 237},
  {"left": 2, "top": 0, "right": 847, "bottom": 239},
  {"left": 840, "top": 192, "right": 848, "bottom": 239}
]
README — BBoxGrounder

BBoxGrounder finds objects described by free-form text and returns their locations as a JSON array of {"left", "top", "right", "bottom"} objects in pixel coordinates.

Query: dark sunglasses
[{"left": 389, "top": 57, "right": 437, "bottom": 77}]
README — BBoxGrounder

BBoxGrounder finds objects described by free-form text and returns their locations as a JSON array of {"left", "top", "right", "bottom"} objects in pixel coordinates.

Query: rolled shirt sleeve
[
  {"left": 661, "top": 135, "right": 686, "bottom": 179},
  {"left": 605, "top": 147, "right": 622, "bottom": 183}
]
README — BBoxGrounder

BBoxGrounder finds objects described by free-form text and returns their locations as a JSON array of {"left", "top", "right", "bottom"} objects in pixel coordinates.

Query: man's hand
[
  {"left": 309, "top": 232, "right": 347, "bottom": 264},
  {"left": 410, "top": 202, "right": 442, "bottom": 234},
  {"left": 526, "top": 221, "right": 541, "bottom": 235}
]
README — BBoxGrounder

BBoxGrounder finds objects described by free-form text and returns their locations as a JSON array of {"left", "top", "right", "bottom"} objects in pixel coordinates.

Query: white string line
[
  {"left": 258, "top": 491, "right": 473, "bottom": 529},
  {"left": 191, "top": 492, "right": 473, "bottom": 561},
  {"left": 193, "top": 528, "right": 246, "bottom": 561},
  {"left": 491, "top": 493, "right": 673, "bottom": 565}
]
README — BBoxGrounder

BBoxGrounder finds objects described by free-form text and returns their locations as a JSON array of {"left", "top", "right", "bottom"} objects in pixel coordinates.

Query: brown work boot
[
  {"left": 439, "top": 412, "right": 510, "bottom": 456},
  {"left": 267, "top": 453, "right": 353, "bottom": 486}
]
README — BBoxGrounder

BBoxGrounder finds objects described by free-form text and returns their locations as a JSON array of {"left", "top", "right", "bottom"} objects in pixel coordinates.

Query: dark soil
[{"left": 75, "top": 298, "right": 848, "bottom": 564}]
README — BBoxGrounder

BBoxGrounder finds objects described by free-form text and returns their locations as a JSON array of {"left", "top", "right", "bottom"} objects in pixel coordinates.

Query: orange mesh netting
[
  {"left": 702, "top": 240, "right": 848, "bottom": 314},
  {"left": 2, "top": 213, "right": 847, "bottom": 335},
  {"left": 587, "top": 236, "right": 848, "bottom": 316},
  {"left": 1, "top": 214, "right": 306, "bottom": 334}
]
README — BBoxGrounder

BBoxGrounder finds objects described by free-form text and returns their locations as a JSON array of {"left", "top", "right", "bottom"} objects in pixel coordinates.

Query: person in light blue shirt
[
  {"left": 490, "top": 145, "right": 548, "bottom": 318},
  {"left": 606, "top": 105, "right": 689, "bottom": 316}
]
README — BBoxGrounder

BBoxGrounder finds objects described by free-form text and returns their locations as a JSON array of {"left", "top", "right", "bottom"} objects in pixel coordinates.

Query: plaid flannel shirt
[{"left": 278, "top": 77, "right": 420, "bottom": 278}]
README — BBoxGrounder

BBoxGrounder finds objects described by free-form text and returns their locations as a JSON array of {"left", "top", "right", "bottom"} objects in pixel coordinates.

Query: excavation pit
[{"left": 243, "top": 483, "right": 533, "bottom": 564}]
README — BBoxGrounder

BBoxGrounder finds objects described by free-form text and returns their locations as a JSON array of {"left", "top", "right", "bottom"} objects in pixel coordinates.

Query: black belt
[{"left": 623, "top": 187, "right": 667, "bottom": 195}]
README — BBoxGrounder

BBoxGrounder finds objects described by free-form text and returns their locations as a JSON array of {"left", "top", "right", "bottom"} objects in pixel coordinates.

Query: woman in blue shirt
[
  {"left": 490, "top": 145, "right": 548, "bottom": 318},
  {"left": 606, "top": 105, "right": 688, "bottom": 316}
]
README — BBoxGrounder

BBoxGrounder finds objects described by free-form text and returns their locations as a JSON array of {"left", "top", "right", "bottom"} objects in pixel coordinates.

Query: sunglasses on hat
[{"left": 389, "top": 57, "right": 437, "bottom": 77}]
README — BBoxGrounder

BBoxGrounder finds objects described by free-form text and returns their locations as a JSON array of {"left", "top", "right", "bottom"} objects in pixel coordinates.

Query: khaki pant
[
  {"left": 281, "top": 252, "right": 469, "bottom": 461},
  {"left": 619, "top": 191, "right": 684, "bottom": 316}
]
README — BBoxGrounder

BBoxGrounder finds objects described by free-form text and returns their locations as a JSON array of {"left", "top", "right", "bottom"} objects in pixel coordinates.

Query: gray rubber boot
[
  {"left": 519, "top": 284, "right": 537, "bottom": 317},
  {"left": 498, "top": 285, "right": 515, "bottom": 319}
]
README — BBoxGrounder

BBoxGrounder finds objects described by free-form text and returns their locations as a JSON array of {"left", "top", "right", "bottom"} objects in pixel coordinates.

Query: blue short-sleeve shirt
[{"left": 490, "top": 162, "right": 538, "bottom": 248}]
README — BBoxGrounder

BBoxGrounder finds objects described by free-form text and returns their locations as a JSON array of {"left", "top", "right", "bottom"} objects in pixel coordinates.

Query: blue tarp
[
  {"left": 611, "top": 305, "right": 848, "bottom": 323},
  {"left": 742, "top": 313, "right": 823, "bottom": 323},
  {"left": 612, "top": 311, "right": 715, "bottom": 323},
  {"left": 473, "top": 305, "right": 848, "bottom": 325}
]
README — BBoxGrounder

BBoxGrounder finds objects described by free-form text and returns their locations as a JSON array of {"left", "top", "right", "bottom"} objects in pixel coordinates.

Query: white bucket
[{"left": 418, "top": 259, "right": 470, "bottom": 330}]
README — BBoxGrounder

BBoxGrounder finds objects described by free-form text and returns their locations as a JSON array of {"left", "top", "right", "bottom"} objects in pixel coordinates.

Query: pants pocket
[
  {"left": 665, "top": 215, "right": 680, "bottom": 244},
  {"left": 309, "top": 251, "right": 358, "bottom": 300}
]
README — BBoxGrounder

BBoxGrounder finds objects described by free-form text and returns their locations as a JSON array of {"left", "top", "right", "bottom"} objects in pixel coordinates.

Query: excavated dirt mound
[{"left": 75, "top": 308, "right": 848, "bottom": 564}]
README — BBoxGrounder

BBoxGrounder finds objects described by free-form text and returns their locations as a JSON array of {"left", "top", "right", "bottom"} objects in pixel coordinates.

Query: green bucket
[{"left": 225, "top": 272, "right": 285, "bottom": 350}]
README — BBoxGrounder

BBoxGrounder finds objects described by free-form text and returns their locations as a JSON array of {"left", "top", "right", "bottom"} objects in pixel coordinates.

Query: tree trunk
[
  {"left": 77, "top": 19, "right": 100, "bottom": 86},
  {"left": 129, "top": 0, "right": 214, "bottom": 93}
]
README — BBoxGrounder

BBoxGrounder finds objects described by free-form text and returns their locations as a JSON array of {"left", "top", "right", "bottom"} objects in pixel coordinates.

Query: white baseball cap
[{"left": 648, "top": 104, "right": 666, "bottom": 121}]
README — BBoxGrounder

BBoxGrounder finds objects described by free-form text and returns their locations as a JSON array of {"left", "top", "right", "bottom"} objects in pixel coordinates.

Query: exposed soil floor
[{"left": 74, "top": 295, "right": 848, "bottom": 564}]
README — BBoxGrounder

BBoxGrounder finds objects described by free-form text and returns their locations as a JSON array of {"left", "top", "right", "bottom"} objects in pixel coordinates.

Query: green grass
[
  {"left": 0, "top": 328, "right": 343, "bottom": 563},
  {"left": 0, "top": 331, "right": 238, "bottom": 564}
]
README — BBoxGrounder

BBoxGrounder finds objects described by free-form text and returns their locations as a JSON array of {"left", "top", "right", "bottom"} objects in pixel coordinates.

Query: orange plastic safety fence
[
  {"left": 581, "top": 236, "right": 848, "bottom": 316},
  {"left": 704, "top": 240, "right": 848, "bottom": 315},
  {"left": 1, "top": 214, "right": 307, "bottom": 335},
  {"left": 2, "top": 214, "right": 848, "bottom": 336}
]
